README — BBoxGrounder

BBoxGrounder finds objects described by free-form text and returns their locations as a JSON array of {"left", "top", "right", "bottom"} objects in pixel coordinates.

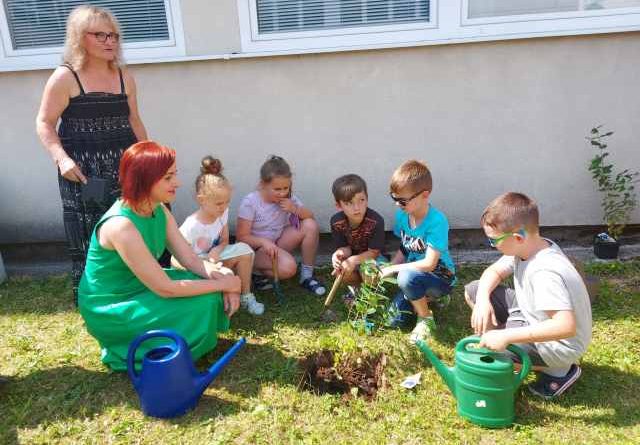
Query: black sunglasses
[{"left": 389, "top": 189, "right": 425, "bottom": 207}]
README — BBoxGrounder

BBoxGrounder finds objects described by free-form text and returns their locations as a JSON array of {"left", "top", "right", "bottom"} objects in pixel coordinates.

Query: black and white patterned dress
[{"left": 57, "top": 64, "right": 137, "bottom": 297}]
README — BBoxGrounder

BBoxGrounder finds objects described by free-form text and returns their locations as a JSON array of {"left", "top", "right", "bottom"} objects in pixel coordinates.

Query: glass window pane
[
  {"left": 4, "top": 0, "right": 169, "bottom": 50},
  {"left": 468, "top": 0, "right": 640, "bottom": 19}
]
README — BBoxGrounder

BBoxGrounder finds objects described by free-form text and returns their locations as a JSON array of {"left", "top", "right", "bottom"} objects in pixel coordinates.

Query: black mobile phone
[{"left": 81, "top": 178, "right": 108, "bottom": 205}]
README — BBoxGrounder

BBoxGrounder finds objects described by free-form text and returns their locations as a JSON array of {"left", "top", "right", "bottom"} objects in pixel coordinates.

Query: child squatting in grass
[
  {"left": 236, "top": 155, "right": 327, "bottom": 297},
  {"left": 380, "top": 160, "right": 457, "bottom": 344},
  {"left": 466, "top": 192, "right": 592, "bottom": 400},
  {"left": 330, "top": 174, "right": 386, "bottom": 305},
  {"left": 172, "top": 155, "right": 264, "bottom": 316}
]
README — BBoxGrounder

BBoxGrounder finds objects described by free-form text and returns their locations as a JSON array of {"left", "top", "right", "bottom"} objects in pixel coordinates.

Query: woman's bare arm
[
  {"left": 100, "top": 214, "right": 239, "bottom": 298},
  {"left": 36, "top": 67, "right": 87, "bottom": 183},
  {"left": 124, "top": 70, "right": 148, "bottom": 141}
]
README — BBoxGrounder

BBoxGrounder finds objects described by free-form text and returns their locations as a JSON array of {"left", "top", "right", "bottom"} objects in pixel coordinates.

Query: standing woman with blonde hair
[{"left": 36, "top": 6, "right": 147, "bottom": 300}]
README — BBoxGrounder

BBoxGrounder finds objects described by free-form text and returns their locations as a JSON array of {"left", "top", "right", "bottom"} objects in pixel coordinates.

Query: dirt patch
[{"left": 299, "top": 350, "right": 387, "bottom": 400}]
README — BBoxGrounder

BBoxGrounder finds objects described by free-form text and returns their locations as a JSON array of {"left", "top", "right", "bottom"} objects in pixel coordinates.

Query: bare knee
[
  {"left": 464, "top": 290, "right": 474, "bottom": 308},
  {"left": 234, "top": 242, "right": 254, "bottom": 256},
  {"left": 464, "top": 281, "right": 479, "bottom": 308},
  {"left": 341, "top": 270, "right": 362, "bottom": 286},
  {"left": 279, "top": 256, "right": 298, "bottom": 279},
  {"left": 301, "top": 218, "right": 319, "bottom": 235}
]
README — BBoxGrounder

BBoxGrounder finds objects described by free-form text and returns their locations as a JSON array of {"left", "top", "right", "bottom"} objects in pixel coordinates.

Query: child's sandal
[
  {"left": 252, "top": 274, "right": 273, "bottom": 291},
  {"left": 300, "top": 277, "right": 326, "bottom": 296}
]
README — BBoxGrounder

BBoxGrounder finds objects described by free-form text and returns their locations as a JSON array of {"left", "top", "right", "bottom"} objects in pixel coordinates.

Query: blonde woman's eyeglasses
[{"left": 87, "top": 32, "right": 120, "bottom": 43}]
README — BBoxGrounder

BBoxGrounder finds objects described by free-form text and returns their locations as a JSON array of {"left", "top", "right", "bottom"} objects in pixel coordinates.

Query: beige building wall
[
  {"left": 181, "top": 0, "right": 241, "bottom": 55},
  {"left": 1, "top": 33, "right": 639, "bottom": 243}
]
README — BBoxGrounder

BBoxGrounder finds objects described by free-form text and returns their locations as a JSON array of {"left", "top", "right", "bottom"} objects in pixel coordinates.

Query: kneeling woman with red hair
[{"left": 78, "top": 141, "right": 241, "bottom": 371}]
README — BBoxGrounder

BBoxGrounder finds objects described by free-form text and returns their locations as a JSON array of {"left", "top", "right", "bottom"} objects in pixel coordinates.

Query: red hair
[{"left": 119, "top": 141, "right": 176, "bottom": 209}]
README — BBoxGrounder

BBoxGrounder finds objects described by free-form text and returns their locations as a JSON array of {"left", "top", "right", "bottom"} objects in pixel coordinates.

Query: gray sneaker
[
  {"left": 241, "top": 292, "right": 265, "bottom": 315},
  {"left": 409, "top": 317, "right": 436, "bottom": 344}
]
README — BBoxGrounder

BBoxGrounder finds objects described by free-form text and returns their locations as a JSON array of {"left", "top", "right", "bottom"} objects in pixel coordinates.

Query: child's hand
[
  {"left": 216, "top": 266, "right": 234, "bottom": 276},
  {"left": 261, "top": 240, "right": 279, "bottom": 259},
  {"left": 478, "top": 330, "right": 509, "bottom": 352},
  {"left": 379, "top": 265, "right": 397, "bottom": 278},
  {"left": 204, "top": 261, "right": 224, "bottom": 278},
  {"left": 331, "top": 250, "right": 346, "bottom": 273},
  {"left": 208, "top": 245, "right": 225, "bottom": 262},
  {"left": 278, "top": 198, "right": 297, "bottom": 213},
  {"left": 341, "top": 257, "right": 358, "bottom": 275},
  {"left": 471, "top": 298, "right": 498, "bottom": 335}
]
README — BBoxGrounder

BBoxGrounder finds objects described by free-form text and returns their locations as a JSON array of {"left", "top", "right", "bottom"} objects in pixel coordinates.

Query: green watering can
[{"left": 416, "top": 336, "right": 531, "bottom": 428}]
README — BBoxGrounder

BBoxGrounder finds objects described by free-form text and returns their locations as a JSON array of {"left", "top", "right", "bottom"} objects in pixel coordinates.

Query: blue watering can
[{"left": 127, "top": 330, "right": 246, "bottom": 418}]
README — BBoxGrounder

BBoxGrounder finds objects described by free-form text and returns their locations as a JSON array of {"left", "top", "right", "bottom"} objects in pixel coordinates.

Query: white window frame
[
  {"left": 247, "top": 1, "right": 438, "bottom": 41},
  {"left": 0, "top": 0, "right": 186, "bottom": 72},
  {"left": 460, "top": 1, "right": 640, "bottom": 35},
  {"left": 238, "top": 0, "right": 640, "bottom": 54},
  {"left": 239, "top": 0, "right": 439, "bottom": 52}
]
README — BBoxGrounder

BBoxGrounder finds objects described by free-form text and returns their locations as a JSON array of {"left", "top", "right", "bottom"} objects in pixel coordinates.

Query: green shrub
[{"left": 586, "top": 125, "right": 639, "bottom": 240}]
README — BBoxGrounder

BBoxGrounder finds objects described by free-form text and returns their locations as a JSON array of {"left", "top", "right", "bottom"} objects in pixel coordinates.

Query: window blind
[
  {"left": 4, "top": 0, "right": 170, "bottom": 50},
  {"left": 257, "top": 0, "right": 430, "bottom": 34}
]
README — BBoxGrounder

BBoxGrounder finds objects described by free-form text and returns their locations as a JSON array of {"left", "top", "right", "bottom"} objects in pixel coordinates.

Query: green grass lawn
[{"left": 1, "top": 261, "right": 639, "bottom": 444}]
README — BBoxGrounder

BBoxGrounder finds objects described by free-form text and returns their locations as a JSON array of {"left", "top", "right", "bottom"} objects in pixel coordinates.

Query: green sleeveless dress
[{"left": 78, "top": 200, "right": 229, "bottom": 371}]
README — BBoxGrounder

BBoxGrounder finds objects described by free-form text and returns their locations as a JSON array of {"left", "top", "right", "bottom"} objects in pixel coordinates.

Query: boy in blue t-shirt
[{"left": 380, "top": 160, "right": 456, "bottom": 344}]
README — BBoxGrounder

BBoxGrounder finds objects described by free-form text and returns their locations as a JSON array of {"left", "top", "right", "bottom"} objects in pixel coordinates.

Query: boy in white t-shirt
[
  {"left": 172, "top": 156, "right": 264, "bottom": 315},
  {"left": 465, "top": 192, "right": 592, "bottom": 400}
]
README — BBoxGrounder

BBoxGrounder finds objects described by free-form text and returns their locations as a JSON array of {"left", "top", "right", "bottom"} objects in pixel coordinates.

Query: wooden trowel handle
[
  {"left": 324, "top": 272, "right": 343, "bottom": 307},
  {"left": 271, "top": 252, "right": 279, "bottom": 281}
]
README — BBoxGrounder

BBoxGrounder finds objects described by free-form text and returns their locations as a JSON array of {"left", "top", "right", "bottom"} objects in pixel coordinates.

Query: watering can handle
[
  {"left": 455, "top": 336, "right": 483, "bottom": 354},
  {"left": 456, "top": 336, "right": 532, "bottom": 385},
  {"left": 507, "top": 343, "right": 531, "bottom": 386},
  {"left": 126, "top": 330, "right": 181, "bottom": 383}
]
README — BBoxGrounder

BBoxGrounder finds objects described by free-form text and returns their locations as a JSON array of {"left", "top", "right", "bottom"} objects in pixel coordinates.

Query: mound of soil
[{"left": 299, "top": 350, "right": 387, "bottom": 400}]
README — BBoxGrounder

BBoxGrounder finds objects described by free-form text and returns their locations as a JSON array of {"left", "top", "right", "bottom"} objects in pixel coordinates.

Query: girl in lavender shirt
[{"left": 236, "top": 156, "right": 326, "bottom": 296}]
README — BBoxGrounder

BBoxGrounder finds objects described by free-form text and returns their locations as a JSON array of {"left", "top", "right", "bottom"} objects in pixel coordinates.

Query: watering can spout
[
  {"left": 416, "top": 340, "right": 456, "bottom": 396},
  {"left": 197, "top": 337, "right": 247, "bottom": 393}
]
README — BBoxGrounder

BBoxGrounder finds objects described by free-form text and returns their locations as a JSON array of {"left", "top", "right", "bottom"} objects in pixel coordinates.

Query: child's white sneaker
[
  {"left": 409, "top": 317, "right": 436, "bottom": 344},
  {"left": 241, "top": 292, "right": 265, "bottom": 315}
]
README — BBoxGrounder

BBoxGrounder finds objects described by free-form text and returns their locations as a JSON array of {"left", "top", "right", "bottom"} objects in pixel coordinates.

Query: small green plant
[
  {"left": 348, "top": 260, "right": 395, "bottom": 335},
  {"left": 586, "top": 125, "right": 639, "bottom": 240}
]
